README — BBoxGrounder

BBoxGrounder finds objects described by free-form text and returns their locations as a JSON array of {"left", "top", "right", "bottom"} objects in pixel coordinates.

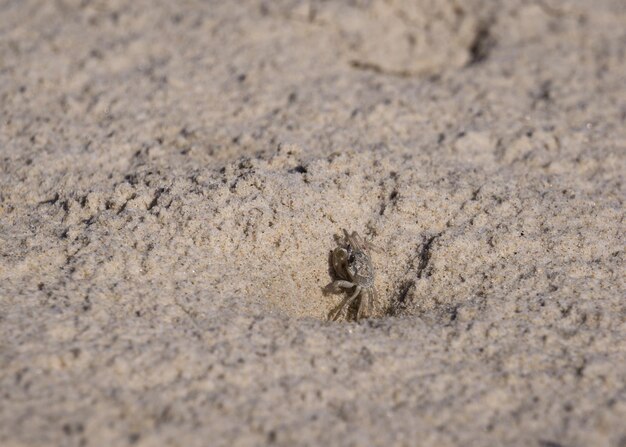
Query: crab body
[{"left": 329, "top": 230, "right": 378, "bottom": 321}]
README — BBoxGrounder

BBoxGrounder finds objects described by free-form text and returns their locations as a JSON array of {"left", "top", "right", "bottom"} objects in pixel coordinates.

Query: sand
[{"left": 1, "top": 1, "right": 625, "bottom": 446}]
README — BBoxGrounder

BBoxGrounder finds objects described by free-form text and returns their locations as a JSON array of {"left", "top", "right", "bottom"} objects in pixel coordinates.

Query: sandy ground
[{"left": 1, "top": 1, "right": 625, "bottom": 446}]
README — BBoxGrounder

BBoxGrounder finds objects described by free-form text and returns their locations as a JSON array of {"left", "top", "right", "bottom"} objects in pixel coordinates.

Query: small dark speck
[
  {"left": 290, "top": 165, "right": 307, "bottom": 174},
  {"left": 129, "top": 433, "right": 141, "bottom": 444},
  {"left": 467, "top": 22, "right": 493, "bottom": 65},
  {"left": 179, "top": 127, "right": 192, "bottom": 138},
  {"left": 135, "top": 310, "right": 141, "bottom": 317},
  {"left": 539, "top": 441, "right": 565, "bottom": 447},
  {"left": 537, "top": 81, "right": 552, "bottom": 102},
  {"left": 267, "top": 430, "right": 277, "bottom": 443},
  {"left": 237, "top": 73, "right": 247, "bottom": 82},
  {"left": 90, "top": 49, "right": 103, "bottom": 59},
  {"left": 449, "top": 306, "right": 458, "bottom": 321}
]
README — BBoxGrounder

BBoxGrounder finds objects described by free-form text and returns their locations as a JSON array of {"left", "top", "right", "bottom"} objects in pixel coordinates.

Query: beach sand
[{"left": 1, "top": 1, "right": 625, "bottom": 445}]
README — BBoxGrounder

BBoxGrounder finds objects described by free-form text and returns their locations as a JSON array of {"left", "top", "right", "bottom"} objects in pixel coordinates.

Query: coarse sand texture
[{"left": 1, "top": 1, "right": 625, "bottom": 446}]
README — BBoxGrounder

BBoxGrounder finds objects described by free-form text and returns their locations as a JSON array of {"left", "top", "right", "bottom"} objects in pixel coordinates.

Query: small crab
[{"left": 328, "top": 229, "right": 378, "bottom": 321}]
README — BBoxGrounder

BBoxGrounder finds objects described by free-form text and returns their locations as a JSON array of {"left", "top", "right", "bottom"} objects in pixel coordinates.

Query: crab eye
[{"left": 348, "top": 253, "right": 356, "bottom": 264}]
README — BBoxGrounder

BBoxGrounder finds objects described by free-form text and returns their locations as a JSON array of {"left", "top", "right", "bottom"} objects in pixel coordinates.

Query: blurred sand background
[{"left": 1, "top": 1, "right": 625, "bottom": 446}]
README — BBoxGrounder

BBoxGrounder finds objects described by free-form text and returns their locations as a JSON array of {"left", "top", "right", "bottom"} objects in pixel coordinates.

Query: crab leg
[
  {"left": 356, "top": 290, "right": 368, "bottom": 321},
  {"left": 330, "top": 286, "right": 361, "bottom": 321},
  {"left": 332, "top": 280, "right": 354, "bottom": 290},
  {"left": 356, "top": 287, "right": 377, "bottom": 321}
]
